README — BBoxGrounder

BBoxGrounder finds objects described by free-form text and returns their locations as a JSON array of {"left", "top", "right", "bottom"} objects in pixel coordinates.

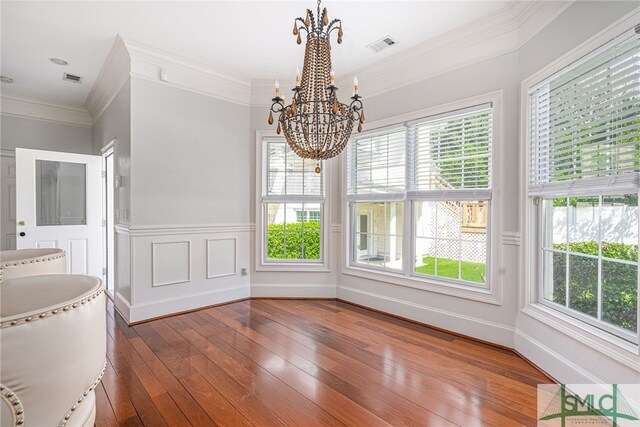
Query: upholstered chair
[
  {"left": 0, "top": 249, "right": 67, "bottom": 282},
  {"left": 0, "top": 274, "right": 106, "bottom": 426}
]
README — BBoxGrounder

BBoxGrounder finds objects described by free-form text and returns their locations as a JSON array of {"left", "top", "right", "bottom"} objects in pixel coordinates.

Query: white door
[{"left": 16, "top": 148, "right": 103, "bottom": 277}]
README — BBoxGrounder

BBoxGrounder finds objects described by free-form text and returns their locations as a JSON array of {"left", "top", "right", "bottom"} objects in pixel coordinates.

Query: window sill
[
  {"left": 342, "top": 264, "right": 500, "bottom": 305},
  {"left": 256, "top": 261, "right": 330, "bottom": 273},
  {"left": 522, "top": 303, "right": 640, "bottom": 361}
]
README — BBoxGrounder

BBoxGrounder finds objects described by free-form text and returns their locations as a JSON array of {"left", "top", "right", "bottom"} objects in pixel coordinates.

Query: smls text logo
[{"left": 538, "top": 384, "right": 640, "bottom": 426}]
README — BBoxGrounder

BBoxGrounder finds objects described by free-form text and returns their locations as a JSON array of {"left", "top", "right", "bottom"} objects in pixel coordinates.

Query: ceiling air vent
[
  {"left": 62, "top": 72, "right": 83, "bottom": 84},
  {"left": 367, "top": 36, "right": 398, "bottom": 53}
]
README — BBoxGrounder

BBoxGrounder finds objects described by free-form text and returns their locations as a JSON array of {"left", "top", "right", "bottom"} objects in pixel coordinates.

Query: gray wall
[
  {"left": 130, "top": 77, "right": 251, "bottom": 225},
  {"left": 519, "top": 1, "right": 637, "bottom": 79},
  {"left": 92, "top": 79, "right": 132, "bottom": 305},
  {"left": 1, "top": 115, "right": 92, "bottom": 154},
  {"left": 92, "top": 79, "right": 131, "bottom": 225}
]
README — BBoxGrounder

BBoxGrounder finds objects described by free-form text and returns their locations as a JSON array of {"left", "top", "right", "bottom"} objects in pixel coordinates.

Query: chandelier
[{"left": 267, "top": 0, "right": 365, "bottom": 173}]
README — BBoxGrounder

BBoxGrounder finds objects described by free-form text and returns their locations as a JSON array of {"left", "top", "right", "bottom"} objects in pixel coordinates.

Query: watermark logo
[{"left": 538, "top": 384, "right": 640, "bottom": 426}]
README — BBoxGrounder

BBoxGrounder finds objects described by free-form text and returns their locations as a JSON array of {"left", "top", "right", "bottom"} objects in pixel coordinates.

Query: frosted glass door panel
[{"left": 36, "top": 160, "right": 87, "bottom": 226}]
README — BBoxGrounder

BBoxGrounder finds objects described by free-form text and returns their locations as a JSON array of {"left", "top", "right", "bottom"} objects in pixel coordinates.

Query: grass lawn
[{"left": 415, "top": 257, "right": 486, "bottom": 284}]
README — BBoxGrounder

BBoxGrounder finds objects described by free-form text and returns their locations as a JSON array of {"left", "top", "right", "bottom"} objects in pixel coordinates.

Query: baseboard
[
  {"left": 114, "top": 291, "right": 131, "bottom": 321},
  {"left": 250, "top": 283, "right": 337, "bottom": 298},
  {"left": 514, "top": 329, "right": 603, "bottom": 384},
  {"left": 128, "top": 285, "right": 250, "bottom": 323},
  {"left": 337, "top": 285, "right": 515, "bottom": 348}
]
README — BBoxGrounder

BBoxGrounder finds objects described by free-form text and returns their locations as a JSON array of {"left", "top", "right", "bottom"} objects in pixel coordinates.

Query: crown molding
[
  {"left": 330, "top": 1, "right": 572, "bottom": 101},
  {"left": 86, "top": 35, "right": 253, "bottom": 121},
  {"left": 85, "top": 35, "right": 131, "bottom": 124},
  {"left": 0, "top": 93, "right": 92, "bottom": 127},
  {"left": 124, "top": 37, "right": 252, "bottom": 107}
]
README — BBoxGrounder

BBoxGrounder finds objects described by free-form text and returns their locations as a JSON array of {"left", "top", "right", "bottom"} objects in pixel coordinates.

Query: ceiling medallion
[{"left": 268, "top": 0, "right": 365, "bottom": 173}]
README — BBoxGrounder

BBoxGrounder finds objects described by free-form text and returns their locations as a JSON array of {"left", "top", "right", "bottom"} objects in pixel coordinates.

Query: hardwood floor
[{"left": 97, "top": 298, "right": 551, "bottom": 426}]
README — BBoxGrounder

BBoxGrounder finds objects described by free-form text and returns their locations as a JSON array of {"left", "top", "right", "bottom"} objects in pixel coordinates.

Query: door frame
[{"left": 101, "top": 140, "right": 116, "bottom": 299}]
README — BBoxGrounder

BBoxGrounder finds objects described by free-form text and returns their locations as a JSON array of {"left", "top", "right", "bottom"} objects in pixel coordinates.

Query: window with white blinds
[
  {"left": 345, "top": 102, "right": 495, "bottom": 287},
  {"left": 346, "top": 127, "right": 406, "bottom": 196},
  {"left": 528, "top": 27, "right": 640, "bottom": 341},
  {"left": 529, "top": 29, "right": 640, "bottom": 194},
  {"left": 413, "top": 106, "right": 492, "bottom": 192}
]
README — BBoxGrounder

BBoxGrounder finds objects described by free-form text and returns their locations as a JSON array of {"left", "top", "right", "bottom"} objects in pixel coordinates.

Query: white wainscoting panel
[
  {"left": 36, "top": 240, "right": 57, "bottom": 249},
  {"left": 68, "top": 238, "right": 88, "bottom": 274},
  {"left": 127, "top": 224, "right": 252, "bottom": 323},
  {"left": 207, "top": 238, "right": 236, "bottom": 279},
  {"left": 152, "top": 241, "right": 191, "bottom": 287}
]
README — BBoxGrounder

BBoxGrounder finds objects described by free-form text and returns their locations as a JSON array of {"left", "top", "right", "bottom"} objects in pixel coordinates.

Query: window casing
[
  {"left": 346, "top": 103, "right": 495, "bottom": 289},
  {"left": 528, "top": 27, "right": 639, "bottom": 341},
  {"left": 258, "top": 136, "right": 328, "bottom": 269}
]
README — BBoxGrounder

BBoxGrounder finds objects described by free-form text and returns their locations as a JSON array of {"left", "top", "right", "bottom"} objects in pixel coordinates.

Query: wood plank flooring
[{"left": 97, "top": 298, "right": 551, "bottom": 426}]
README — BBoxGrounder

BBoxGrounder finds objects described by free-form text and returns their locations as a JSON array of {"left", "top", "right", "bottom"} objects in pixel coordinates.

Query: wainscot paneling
[
  {"left": 206, "top": 238, "right": 237, "bottom": 279},
  {"left": 151, "top": 241, "right": 191, "bottom": 287},
  {"left": 126, "top": 224, "right": 252, "bottom": 323},
  {"left": 68, "top": 238, "right": 88, "bottom": 275}
]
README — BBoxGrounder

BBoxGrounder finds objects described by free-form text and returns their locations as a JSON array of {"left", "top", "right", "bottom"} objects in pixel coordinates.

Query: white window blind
[
  {"left": 529, "top": 30, "right": 640, "bottom": 195},
  {"left": 413, "top": 105, "right": 492, "bottom": 192},
  {"left": 347, "top": 127, "right": 406, "bottom": 197},
  {"left": 262, "top": 138, "right": 323, "bottom": 198}
]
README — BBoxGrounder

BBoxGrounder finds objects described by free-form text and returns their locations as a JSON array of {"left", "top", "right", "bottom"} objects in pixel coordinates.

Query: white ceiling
[{"left": 1, "top": 1, "right": 513, "bottom": 107}]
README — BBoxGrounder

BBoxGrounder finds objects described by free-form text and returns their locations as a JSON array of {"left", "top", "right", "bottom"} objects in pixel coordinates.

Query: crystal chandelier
[{"left": 268, "top": 0, "right": 365, "bottom": 173}]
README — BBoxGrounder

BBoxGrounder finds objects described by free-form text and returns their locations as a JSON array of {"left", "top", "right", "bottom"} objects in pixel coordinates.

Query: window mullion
[
  {"left": 597, "top": 195, "right": 602, "bottom": 321},
  {"left": 458, "top": 202, "right": 462, "bottom": 281},
  {"left": 565, "top": 197, "right": 570, "bottom": 309}
]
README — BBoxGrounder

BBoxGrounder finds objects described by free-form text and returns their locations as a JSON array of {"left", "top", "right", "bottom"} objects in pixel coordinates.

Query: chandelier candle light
[{"left": 267, "top": 0, "right": 365, "bottom": 173}]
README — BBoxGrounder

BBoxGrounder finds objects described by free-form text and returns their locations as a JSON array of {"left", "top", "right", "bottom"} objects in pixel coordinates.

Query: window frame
[
  {"left": 255, "top": 130, "right": 331, "bottom": 272},
  {"left": 520, "top": 15, "right": 640, "bottom": 353},
  {"left": 536, "top": 195, "right": 638, "bottom": 343},
  {"left": 342, "top": 91, "right": 503, "bottom": 305}
]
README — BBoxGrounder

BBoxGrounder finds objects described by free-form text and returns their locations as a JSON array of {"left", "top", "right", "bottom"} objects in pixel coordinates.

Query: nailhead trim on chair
[
  {"left": 0, "top": 253, "right": 66, "bottom": 283},
  {"left": 59, "top": 360, "right": 107, "bottom": 427},
  {"left": 0, "top": 253, "right": 66, "bottom": 270},
  {"left": 0, "top": 384, "right": 25, "bottom": 426},
  {"left": 0, "top": 288, "right": 105, "bottom": 329}
]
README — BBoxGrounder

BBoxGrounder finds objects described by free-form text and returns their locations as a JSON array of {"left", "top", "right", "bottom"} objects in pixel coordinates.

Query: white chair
[
  {"left": 0, "top": 249, "right": 67, "bottom": 282},
  {"left": 0, "top": 274, "right": 106, "bottom": 426}
]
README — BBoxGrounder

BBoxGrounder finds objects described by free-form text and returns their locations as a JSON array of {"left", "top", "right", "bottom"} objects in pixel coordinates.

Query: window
[
  {"left": 346, "top": 104, "right": 493, "bottom": 287},
  {"left": 296, "top": 209, "right": 320, "bottom": 223},
  {"left": 529, "top": 28, "right": 639, "bottom": 340},
  {"left": 260, "top": 137, "right": 325, "bottom": 264}
]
